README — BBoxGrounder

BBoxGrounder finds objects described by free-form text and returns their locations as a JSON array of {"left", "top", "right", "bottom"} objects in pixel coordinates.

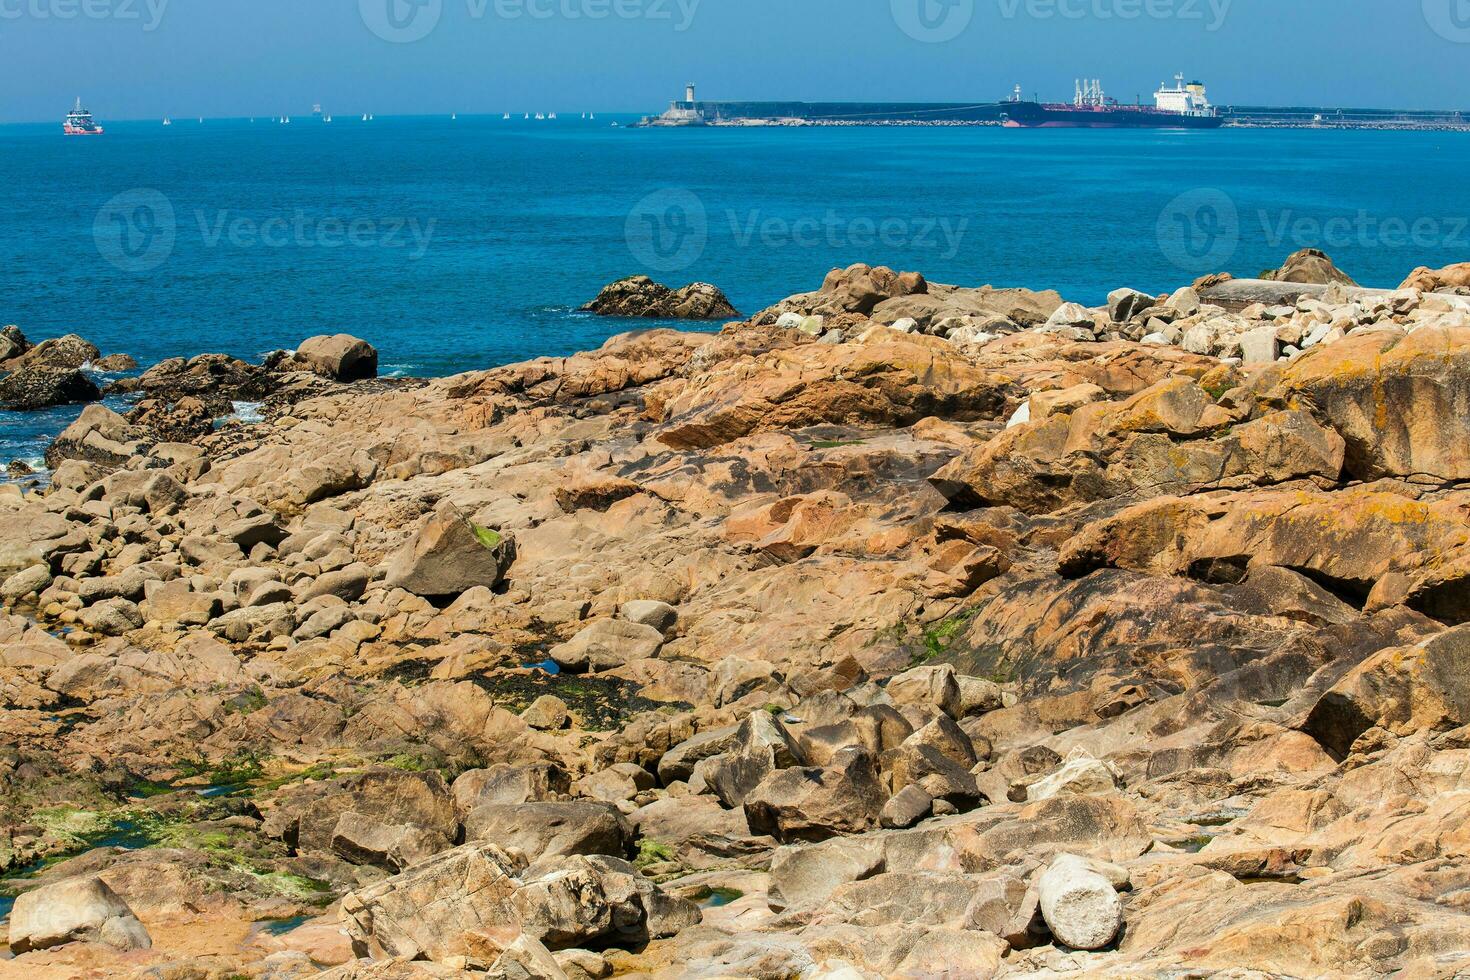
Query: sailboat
[
  {"left": 548, "top": 112, "right": 557, "bottom": 120},
  {"left": 162, "top": 116, "right": 171, "bottom": 126},
  {"left": 534, "top": 112, "right": 545, "bottom": 120},
  {"left": 503, "top": 112, "right": 511, "bottom": 120},
  {"left": 324, "top": 114, "right": 332, "bottom": 123},
  {"left": 362, "top": 114, "right": 369, "bottom": 122},
  {"left": 451, "top": 112, "right": 457, "bottom": 121}
]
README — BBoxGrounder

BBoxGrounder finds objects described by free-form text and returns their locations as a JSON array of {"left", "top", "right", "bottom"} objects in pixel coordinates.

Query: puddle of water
[
  {"left": 523, "top": 659, "right": 561, "bottom": 675},
  {"left": 257, "top": 914, "right": 312, "bottom": 936},
  {"left": 692, "top": 886, "right": 743, "bottom": 908},
  {"left": 87, "top": 820, "right": 157, "bottom": 851},
  {"left": 0, "top": 891, "right": 14, "bottom": 923}
]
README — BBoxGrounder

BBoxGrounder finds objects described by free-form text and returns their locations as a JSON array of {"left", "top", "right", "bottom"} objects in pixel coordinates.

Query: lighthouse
[{"left": 685, "top": 83, "right": 696, "bottom": 106}]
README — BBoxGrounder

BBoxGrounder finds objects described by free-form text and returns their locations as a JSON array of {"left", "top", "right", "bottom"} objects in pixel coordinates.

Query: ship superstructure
[
  {"left": 63, "top": 98, "right": 104, "bottom": 135},
  {"left": 1002, "top": 74, "right": 1222, "bottom": 128}
]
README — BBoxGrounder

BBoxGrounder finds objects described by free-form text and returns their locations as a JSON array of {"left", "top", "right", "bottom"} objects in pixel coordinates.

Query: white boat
[
  {"left": 503, "top": 112, "right": 511, "bottom": 120},
  {"left": 524, "top": 113, "right": 529, "bottom": 120},
  {"left": 548, "top": 112, "right": 557, "bottom": 119},
  {"left": 162, "top": 117, "right": 171, "bottom": 126},
  {"left": 451, "top": 112, "right": 457, "bottom": 120},
  {"left": 534, "top": 112, "right": 545, "bottom": 120},
  {"left": 324, "top": 115, "right": 332, "bottom": 123}
]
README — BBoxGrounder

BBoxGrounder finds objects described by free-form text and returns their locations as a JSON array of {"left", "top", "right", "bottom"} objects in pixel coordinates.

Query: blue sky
[{"left": 3, "top": 0, "right": 1466, "bottom": 122}]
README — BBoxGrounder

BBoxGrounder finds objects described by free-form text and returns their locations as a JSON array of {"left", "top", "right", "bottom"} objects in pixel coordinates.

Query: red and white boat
[{"left": 63, "top": 98, "right": 104, "bottom": 135}]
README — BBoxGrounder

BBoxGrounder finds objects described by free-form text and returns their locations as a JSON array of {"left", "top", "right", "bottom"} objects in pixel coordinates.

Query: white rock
[
  {"left": 776, "top": 312, "right": 805, "bottom": 330},
  {"left": 1027, "top": 749, "right": 1121, "bottom": 801},
  {"left": 1006, "top": 403, "right": 1032, "bottom": 429},
  {"left": 1045, "top": 302, "right": 1094, "bottom": 329},
  {"left": 8, "top": 876, "right": 152, "bottom": 954},
  {"left": 1166, "top": 286, "right": 1201, "bottom": 316},
  {"left": 1037, "top": 853, "right": 1124, "bottom": 951},
  {"left": 1238, "top": 326, "right": 1281, "bottom": 365},
  {"left": 888, "top": 317, "right": 919, "bottom": 334},
  {"left": 1140, "top": 332, "right": 1170, "bottom": 346}
]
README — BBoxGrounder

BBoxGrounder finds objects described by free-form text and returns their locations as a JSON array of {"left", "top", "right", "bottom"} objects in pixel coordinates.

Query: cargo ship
[
  {"left": 1001, "top": 75, "right": 1222, "bottom": 129},
  {"left": 63, "top": 98, "right": 104, "bottom": 135},
  {"left": 637, "top": 75, "right": 1223, "bottom": 129}
]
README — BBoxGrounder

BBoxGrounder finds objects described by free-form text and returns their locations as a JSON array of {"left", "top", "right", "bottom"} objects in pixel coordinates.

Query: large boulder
[
  {"left": 292, "top": 333, "right": 379, "bottom": 381},
  {"left": 1400, "top": 262, "right": 1470, "bottom": 292},
  {"left": 0, "top": 324, "right": 29, "bottom": 362},
  {"left": 462, "top": 802, "right": 630, "bottom": 861},
  {"left": 340, "top": 844, "right": 695, "bottom": 962},
  {"left": 580, "top": 276, "right": 738, "bottom": 320},
  {"left": 263, "top": 769, "right": 459, "bottom": 869},
  {"left": 45, "top": 404, "right": 148, "bottom": 468},
  {"left": 1303, "top": 625, "right": 1470, "bottom": 757},
  {"left": 1278, "top": 324, "right": 1470, "bottom": 481},
  {"left": 383, "top": 501, "right": 516, "bottom": 599},
  {"left": 743, "top": 746, "right": 885, "bottom": 843},
  {"left": 1263, "top": 248, "right": 1357, "bottom": 286},
  {"left": 549, "top": 619, "right": 664, "bottom": 673},
  {"left": 7, "top": 876, "right": 152, "bottom": 954},
  {"left": 0, "top": 367, "right": 100, "bottom": 410},
  {"left": 6, "top": 333, "right": 99, "bottom": 370},
  {"left": 1036, "top": 854, "right": 1124, "bottom": 951}
]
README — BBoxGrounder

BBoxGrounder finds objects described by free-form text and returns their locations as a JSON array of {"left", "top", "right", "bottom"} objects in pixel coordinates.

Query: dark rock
[
  {"left": 582, "top": 276, "right": 739, "bottom": 320},
  {"left": 0, "top": 367, "right": 101, "bottom": 410}
]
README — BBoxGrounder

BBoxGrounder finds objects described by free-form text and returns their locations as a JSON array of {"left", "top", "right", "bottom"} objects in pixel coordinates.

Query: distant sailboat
[
  {"left": 548, "top": 112, "right": 557, "bottom": 120},
  {"left": 362, "top": 114, "right": 369, "bottom": 122},
  {"left": 503, "top": 112, "right": 511, "bottom": 120},
  {"left": 534, "top": 112, "right": 545, "bottom": 120},
  {"left": 162, "top": 116, "right": 171, "bottom": 126},
  {"left": 524, "top": 113, "right": 529, "bottom": 120},
  {"left": 451, "top": 112, "right": 457, "bottom": 121},
  {"left": 324, "top": 114, "right": 332, "bottom": 123}
]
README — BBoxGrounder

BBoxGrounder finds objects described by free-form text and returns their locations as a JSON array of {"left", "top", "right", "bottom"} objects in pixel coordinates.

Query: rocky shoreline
[{"left": 3, "top": 256, "right": 1470, "bottom": 977}]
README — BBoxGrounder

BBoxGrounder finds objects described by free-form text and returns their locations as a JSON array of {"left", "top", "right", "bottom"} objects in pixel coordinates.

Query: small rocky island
[
  {"left": 3, "top": 254, "right": 1470, "bottom": 976},
  {"left": 581, "top": 275, "right": 739, "bottom": 320}
]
